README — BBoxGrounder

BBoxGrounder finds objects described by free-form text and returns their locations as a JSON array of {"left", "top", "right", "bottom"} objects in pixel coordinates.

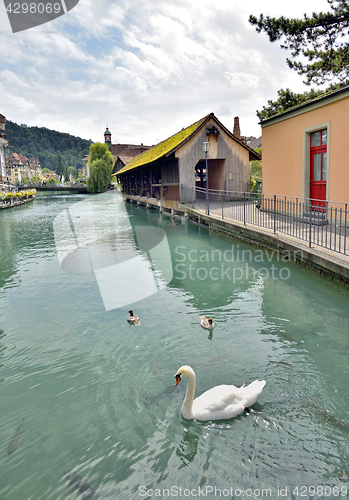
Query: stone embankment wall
[
  {"left": 0, "top": 196, "right": 35, "bottom": 209},
  {"left": 182, "top": 205, "right": 349, "bottom": 287}
]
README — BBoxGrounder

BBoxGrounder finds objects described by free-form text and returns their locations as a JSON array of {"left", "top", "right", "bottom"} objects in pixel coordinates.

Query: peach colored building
[{"left": 261, "top": 84, "right": 349, "bottom": 207}]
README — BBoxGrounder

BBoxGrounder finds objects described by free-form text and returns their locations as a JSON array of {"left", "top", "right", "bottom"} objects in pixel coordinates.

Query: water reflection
[
  {"left": 0, "top": 214, "right": 17, "bottom": 288},
  {"left": 127, "top": 202, "right": 296, "bottom": 314},
  {"left": 1, "top": 192, "right": 349, "bottom": 499},
  {"left": 176, "top": 420, "right": 200, "bottom": 468},
  {"left": 53, "top": 191, "right": 173, "bottom": 310},
  {"left": 295, "top": 396, "right": 349, "bottom": 431},
  {"left": 63, "top": 470, "right": 99, "bottom": 500},
  {"left": 6, "top": 418, "right": 25, "bottom": 456},
  {"left": 0, "top": 329, "right": 6, "bottom": 374},
  {"left": 140, "top": 385, "right": 176, "bottom": 408}
]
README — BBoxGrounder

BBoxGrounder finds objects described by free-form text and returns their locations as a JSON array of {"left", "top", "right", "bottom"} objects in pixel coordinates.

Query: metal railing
[{"left": 181, "top": 185, "right": 349, "bottom": 256}]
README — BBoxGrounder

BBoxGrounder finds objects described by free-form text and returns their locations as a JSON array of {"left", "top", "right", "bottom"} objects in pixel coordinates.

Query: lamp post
[{"left": 203, "top": 141, "right": 210, "bottom": 215}]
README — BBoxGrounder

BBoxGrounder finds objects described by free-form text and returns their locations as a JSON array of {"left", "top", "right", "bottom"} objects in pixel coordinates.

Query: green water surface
[{"left": 0, "top": 191, "right": 348, "bottom": 499}]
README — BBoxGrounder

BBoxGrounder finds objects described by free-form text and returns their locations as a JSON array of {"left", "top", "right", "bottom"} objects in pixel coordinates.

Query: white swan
[
  {"left": 174, "top": 365, "right": 265, "bottom": 421},
  {"left": 200, "top": 316, "right": 214, "bottom": 329},
  {"left": 127, "top": 310, "right": 141, "bottom": 325}
]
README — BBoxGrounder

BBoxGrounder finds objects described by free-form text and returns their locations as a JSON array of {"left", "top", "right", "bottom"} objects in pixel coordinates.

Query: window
[
  {"left": 310, "top": 129, "right": 327, "bottom": 181},
  {"left": 311, "top": 130, "right": 327, "bottom": 148},
  {"left": 322, "top": 130, "right": 327, "bottom": 145},
  {"left": 322, "top": 152, "right": 327, "bottom": 180},
  {"left": 311, "top": 131, "right": 321, "bottom": 147},
  {"left": 310, "top": 128, "right": 327, "bottom": 204}
]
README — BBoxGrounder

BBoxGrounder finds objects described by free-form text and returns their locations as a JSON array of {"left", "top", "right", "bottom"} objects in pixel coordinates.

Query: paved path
[
  {"left": 182, "top": 202, "right": 349, "bottom": 284},
  {"left": 192, "top": 199, "right": 349, "bottom": 264}
]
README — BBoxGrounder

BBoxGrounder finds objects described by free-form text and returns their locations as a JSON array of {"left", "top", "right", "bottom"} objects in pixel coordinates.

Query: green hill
[{"left": 5, "top": 120, "right": 92, "bottom": 172}]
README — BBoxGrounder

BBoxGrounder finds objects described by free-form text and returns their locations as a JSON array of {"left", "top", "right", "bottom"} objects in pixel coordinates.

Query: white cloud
[
  {"left": 224, "top": 72, "right": 260, "bottom": 90},
  {"left": 0, "top": 0, "right": 332, "bottom": 144},
  {"left": 0, "top": 69, "right": 31, "bottom": 88},
  {"left": 65, "top": 0, "right": 125, "bottom": 37}
]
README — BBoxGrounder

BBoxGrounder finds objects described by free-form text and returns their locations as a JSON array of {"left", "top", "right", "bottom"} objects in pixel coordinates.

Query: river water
[{"left": 0, "top": 190, "right": 348, "bottom": 499}]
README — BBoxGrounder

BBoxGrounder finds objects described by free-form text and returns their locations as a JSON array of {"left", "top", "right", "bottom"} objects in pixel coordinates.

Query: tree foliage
[
  {"left": 5, "top": 120, "right": 92, "bottom": 172},
  {"left": 56, "top": 154, "right": 64, "bottom": 176},
  {"left": 249, "top": 147, "right": 262, "bottom": 191},
  {"left": 249, "top": 0, "right": 349, "bottom": 85},
  {"left": 67, "top": 166, "right": 78, "bottom": 178},
  {"left": 256, "top": 83, "right": 343, "bottom": 121},
  {"left": 87, "top": 143, "right": 114, "bottom": 194}
]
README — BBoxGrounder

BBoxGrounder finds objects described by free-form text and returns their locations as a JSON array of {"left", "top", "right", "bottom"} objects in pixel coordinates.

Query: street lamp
[{"left": 203, "top": 141, "right": 210, "bottom": 215}]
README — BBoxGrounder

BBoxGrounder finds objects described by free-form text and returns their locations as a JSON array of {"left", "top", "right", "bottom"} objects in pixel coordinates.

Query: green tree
[
  {"left": 5, "top": 120, "right": 92, "bottom": 172},
  {"left": 255, "top": 84, "right": 342, "bottom": 121},
  {"left": 249, "top": 0, "right": 349, "bottom": 85},
  {"left": 249, "top": 147, "right": 262, "bottom": 191},
  {"left": 67, "top": 166, "right": 77, "bottom": 179},
  {"left": 87, "top": 143, "right": 114, "bottom": 194},
  {"left": 63, "top": 165, "right": 69, "bottom": 183},
  {"left": 56, "top": 154, "right": 64, "bottom": 176}
]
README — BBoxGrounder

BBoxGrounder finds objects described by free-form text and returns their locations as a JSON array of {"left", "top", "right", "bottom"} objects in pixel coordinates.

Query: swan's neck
[{"left": 182, "top": 371, "right": 196, "bottom": 418}]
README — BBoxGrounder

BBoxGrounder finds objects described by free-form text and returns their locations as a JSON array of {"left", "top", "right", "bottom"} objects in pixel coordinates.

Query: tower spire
[{"left": 104, "top": 126, "right": 112, "bottom": 150}]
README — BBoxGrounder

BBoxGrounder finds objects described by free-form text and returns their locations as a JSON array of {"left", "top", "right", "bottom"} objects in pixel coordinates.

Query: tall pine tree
[
  {"left": 249, "top": 0, "right": 349, "bottom": 85},
  {"left": 56, "top": 154, "right": 64, "bottom": 177}
]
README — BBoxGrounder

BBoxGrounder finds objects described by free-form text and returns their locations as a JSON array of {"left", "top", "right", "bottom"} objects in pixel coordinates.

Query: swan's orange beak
[{"left": 174, "top": 374, "right": 181, "bottom": 387}]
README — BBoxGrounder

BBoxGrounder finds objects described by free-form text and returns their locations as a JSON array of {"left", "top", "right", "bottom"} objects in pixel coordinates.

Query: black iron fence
[{"left": 181, "top": 185, "right": 349, "bottom": 256}]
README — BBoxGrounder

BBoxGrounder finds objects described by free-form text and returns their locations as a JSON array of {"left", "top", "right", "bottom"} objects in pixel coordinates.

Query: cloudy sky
[{"left": 0, "top": 0, "right": 331, "bottom": 145}]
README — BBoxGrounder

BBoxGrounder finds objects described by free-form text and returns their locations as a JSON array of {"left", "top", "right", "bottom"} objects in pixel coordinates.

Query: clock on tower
[{"left": 104, "top": 127, "right": 112, "bottom": 149}]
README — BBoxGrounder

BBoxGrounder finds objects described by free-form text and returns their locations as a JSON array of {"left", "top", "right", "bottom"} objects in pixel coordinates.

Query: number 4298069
[
  {"left": 5, "top": 3, "right": 62, "bottom": 14},
  {"left": 293, "top": 485, "right": 347, "bottom": 496}
]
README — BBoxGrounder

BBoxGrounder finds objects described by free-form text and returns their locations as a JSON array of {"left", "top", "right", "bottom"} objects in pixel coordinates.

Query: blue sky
[{"left": 0, "top": 0, "right": 331, "bottom": 145}]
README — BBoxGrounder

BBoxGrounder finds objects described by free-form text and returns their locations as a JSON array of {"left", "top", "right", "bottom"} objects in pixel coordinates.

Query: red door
[{"left": 310, "top": 129, "right": 327, "bottom": 210}]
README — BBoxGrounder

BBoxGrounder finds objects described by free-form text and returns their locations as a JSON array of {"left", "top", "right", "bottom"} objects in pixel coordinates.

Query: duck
[
  {"left": 174, "top": 365, "right": 266, "bottom": 421},
  {"left": 200, "top": 316, "right": 214, "bottom": 329},
  {"left": 127, "top": 310, "right": 141, "bottom": 325}
]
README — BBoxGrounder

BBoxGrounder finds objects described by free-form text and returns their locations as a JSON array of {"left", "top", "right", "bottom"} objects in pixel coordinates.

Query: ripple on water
[{"left": 0, "top": 192, "right": 349, "bottom": 499}]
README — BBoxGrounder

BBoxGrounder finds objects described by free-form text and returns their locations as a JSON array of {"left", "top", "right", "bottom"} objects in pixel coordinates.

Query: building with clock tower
[
  {"left": 104, "top": 127, "right": 112, "bottom": 151},
  {"left": 102, "top": 127, "right": 151, "bottom": 176}
]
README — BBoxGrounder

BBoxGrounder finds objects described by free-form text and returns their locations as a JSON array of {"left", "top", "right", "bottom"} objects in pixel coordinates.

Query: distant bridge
[{"left": 18, "top": 184, "right": 88, "bottom": 193}]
